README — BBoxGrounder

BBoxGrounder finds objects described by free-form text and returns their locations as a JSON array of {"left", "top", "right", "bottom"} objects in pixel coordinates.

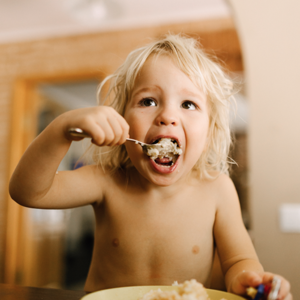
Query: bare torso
[{"left": 84, "top": 168, "right": 219, "bottom": 292}]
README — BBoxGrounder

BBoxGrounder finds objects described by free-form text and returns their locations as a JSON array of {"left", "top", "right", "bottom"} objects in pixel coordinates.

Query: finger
[
  {"left": 106, "top": 116, "right": 125, "bottom": 146},
  {"left": 260, "top": 273, "right": 291, "bottom": 300},
  {"left": 239, "top": 271, "right": 262, "bottom": 287},
  {"left": 119, "top": 119, "right": 130, "bottom": 144},
  {"left": 97, "top": 122, "right": 115, "bottom": 146},
  {"left": 258, "top": 271, "right": 274, "bottom": 285},
  {"left": 277, "top": 277, "right": 291, "bottom": 300},
  {"left": 83, "top": 117, "right": 112, "bottom": 146},
  {"left": 231, "top": 271, "right": 262, "bottom": 295},
  {"left": 111, "top": 111, "right": 130, "bottom": 144},
  {"left": 89, "top": 124, "right": 106, "bottom": 146},
  {"left": 100, "top": 108, "right": 128, "bottom": 146},
  {"left": 282, "top": 292, "right": 293, "bottom": 300}
]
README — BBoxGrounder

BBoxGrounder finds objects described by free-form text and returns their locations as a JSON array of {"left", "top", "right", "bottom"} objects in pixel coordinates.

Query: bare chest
[{"left": 90, "top": 185, "right": 216, "bottom": 286}]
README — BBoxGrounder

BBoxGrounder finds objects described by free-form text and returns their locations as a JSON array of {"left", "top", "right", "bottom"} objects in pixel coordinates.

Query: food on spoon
[
  {"left": 139, "top": 279, "right": 227, "bottom": 300},
  {"left": 144, "top": 138, "right": 182, "bottom": 166}
]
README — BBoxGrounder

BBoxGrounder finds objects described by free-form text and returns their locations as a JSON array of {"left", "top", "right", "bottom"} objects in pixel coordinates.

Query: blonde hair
[{"left": 92, "top": 34, "right": 236, "bottom": 179}]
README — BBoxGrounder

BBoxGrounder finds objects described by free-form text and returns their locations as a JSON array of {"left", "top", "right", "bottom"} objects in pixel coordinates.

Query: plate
[{"left": 81, "top": 285, "right": 246, "bottom": 300}]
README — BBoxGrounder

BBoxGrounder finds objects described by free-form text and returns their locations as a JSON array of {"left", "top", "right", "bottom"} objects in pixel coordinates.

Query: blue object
[{"left": 254, "top": 284, "right": 265, "bottom": 300}]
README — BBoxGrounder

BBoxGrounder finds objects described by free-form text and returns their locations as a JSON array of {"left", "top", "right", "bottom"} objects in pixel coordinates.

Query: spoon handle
[
  {"left": 68, "top": 128, "right": 91, "bottom": 138},
  {"left": 125, "top": 138, "right": 145, "bottom": 146},
  {"left": 68, "top": 128, "right": 146, "bottom": 146}
]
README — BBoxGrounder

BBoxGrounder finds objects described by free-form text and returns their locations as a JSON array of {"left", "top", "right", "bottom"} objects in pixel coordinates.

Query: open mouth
[{"left": 145, "top": 138, "right": 182, "bottom": 167}]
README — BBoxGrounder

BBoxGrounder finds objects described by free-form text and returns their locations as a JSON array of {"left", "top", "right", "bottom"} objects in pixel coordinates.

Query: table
[{"left": 0, "top": 283, "right": 87, "bottom": 300}]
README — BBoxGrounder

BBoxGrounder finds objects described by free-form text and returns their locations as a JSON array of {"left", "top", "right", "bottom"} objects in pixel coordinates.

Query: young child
[{"left": 9, "top": 34, "right": 291, "bottom": 299}]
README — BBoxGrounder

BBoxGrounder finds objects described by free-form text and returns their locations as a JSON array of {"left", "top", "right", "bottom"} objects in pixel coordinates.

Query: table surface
[{"left": 0, "top": 283, "right": 87, "bottom": 300}]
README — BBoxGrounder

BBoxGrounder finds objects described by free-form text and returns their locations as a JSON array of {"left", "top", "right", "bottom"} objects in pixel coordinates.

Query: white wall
[{"left": 229, "top": 0, "right": 300, "bottom": 297}]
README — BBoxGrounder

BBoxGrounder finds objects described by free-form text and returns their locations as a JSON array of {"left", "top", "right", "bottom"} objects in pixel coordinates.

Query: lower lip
[{"left": 149, "top": 156, "right": 180, "bottom": 174}]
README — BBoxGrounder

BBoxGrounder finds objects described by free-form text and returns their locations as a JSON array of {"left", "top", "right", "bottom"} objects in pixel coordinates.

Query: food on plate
[{"left": 139, "top": 279, "right": 227, "bottom": 300}]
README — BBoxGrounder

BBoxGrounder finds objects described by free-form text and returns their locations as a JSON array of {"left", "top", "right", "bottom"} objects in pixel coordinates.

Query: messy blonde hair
[{"left": 92, "top": 34, "right": 236, "bottom": 179}]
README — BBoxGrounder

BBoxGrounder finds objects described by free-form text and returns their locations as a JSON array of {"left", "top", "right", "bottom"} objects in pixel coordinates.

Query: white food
[
  {"left": 139, "top": 279, "right": 225, "bottom": 300},
  {"left": 145, "top": 138, "right": 182, "bottom": 161}
]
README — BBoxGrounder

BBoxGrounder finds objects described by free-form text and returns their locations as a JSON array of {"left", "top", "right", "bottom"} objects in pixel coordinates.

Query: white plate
[{"left": 81, "top": 285, "right": 246, "bottom": 300}]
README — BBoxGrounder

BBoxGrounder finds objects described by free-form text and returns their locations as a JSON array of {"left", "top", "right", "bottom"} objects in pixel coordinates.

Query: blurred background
[{"left": 0, "top": 0, "right": 299, "bottom": 297}]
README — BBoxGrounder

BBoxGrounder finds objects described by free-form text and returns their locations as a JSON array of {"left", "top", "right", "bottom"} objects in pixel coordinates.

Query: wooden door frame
[{"left": 4, "top": 71, "right": 102, "bottom": 285}]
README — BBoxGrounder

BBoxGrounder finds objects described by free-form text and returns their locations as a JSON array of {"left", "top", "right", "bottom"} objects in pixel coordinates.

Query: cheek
[
  {"left": 186, "top": 118, "right": 210, "bottom": 157},
  {"left": 125, "top": 143, "right": 138, "bottom": 159},
  {"left": 125, "top": 112, "right": 149, "bottom": 138},
  {"left": 189, "top": 115, "right": 210, "bottom": 138},
  {"left": 125, "top": 143, "right": 145, "bottom": 172},
  {"left": 129, "top": 121, "right": 144, "bottom": 140},
  {"left": 124, "top": 114, "right": 145, "bottom": 155},
  {"left": 125, "top": 112, "right": 139, "bottom": 131}
]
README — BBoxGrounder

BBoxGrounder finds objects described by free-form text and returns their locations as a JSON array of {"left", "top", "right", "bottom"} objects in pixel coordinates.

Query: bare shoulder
[
  {"left": 200, "top": 172, "right": 237, "bottom": 199},
  {"left": 213, "top": 173, "right": 237, "bottom": 195},
  {"left": 197, "top": 172, "right": 239, "bottom": 215},
  {"left": 208, "top": 173, "right": 243, "bottom": 228}
]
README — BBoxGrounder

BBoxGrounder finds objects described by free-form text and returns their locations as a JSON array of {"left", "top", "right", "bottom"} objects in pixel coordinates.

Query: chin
[
  {"left": 130, "top": 156, "right": 189, "bottom": 186},
  {"left": 145, "top": 171, "right": 182, "bottom": 187},
  {"left": 151, "top": 179, "right": 175, "bottom": 187}
]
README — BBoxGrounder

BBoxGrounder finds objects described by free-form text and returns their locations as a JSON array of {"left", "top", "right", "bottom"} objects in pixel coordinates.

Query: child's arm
[
  {"left": 213, "top": 175, "right": 292, "bottom": 299},
  {"left": 9, "top": 106, "right": 129, "bottom": 209}
]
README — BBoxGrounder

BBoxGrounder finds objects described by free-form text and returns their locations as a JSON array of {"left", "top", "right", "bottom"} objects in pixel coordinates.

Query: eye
[
  {"left": 182, "top": 101, "right": 197, "bottom": 110},
  {"left": 140, "top": 98, "right": 157, "bottom": 107}
]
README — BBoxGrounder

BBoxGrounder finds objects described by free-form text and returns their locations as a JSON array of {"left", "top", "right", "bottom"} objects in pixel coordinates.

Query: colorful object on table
[
  {"left": 268, "top": 277, "right": 281, "bottom": 300},
  {"left": 247, "top": 287, "right": 257, "bottom": 298},
  {"left": 246, "top": 277, "right": 281, "bottom": 300},
  {"left": 253, "top": 284, "right": 265, "bottom": 300},
  {"left": 264, "top": 285, "right": 271, "bottom": 297}
]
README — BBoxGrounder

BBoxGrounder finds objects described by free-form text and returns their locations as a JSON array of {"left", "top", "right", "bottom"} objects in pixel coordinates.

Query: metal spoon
[{"left": 68, "top": 128, "right": 163, "bottom": 151}]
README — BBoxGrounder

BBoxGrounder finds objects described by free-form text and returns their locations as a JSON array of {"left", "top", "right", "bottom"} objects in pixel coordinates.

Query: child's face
[{"left": 124, "top": 54, "right": 210, "bottom": 186}]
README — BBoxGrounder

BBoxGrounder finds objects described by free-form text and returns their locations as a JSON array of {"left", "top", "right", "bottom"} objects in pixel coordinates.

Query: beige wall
[{"left": 229, "top": 0, "right": 300, "bottom": 297}]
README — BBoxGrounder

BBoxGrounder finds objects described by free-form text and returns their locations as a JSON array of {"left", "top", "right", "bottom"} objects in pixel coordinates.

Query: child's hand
[
  {"left": 63, "top": 106, "right": 129, "bottom": 147},
  {"left": 230, "top": 271, "right": 292, "bottom": 300}
]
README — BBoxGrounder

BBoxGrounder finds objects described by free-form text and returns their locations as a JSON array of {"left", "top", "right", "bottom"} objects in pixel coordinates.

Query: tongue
[{"left": 155, "top": 157, "right": 171, "bottom": 164}]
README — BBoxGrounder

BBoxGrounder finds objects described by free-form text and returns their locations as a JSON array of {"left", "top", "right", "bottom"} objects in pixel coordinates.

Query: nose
[{"left": 155, "top": 105, "right": 178, "bottom": 126}]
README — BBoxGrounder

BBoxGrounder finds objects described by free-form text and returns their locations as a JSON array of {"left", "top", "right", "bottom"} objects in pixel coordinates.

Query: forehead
[
  {"left": 132, "top": 54, "right": 205, "bottom": 97},
  {"left": 138, "top": 53, "right": 180, "bottom": 77}
]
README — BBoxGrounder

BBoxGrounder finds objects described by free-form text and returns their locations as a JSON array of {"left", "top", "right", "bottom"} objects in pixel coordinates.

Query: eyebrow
[
  {"left": 180, "top": 89, "right": 204, "bottom": 99},
  {"left": 178, "top": 89, "right": 207, "bottom": 105},
  {"left": 131, "top": 86, "right": 161, "bottom": 98}
]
